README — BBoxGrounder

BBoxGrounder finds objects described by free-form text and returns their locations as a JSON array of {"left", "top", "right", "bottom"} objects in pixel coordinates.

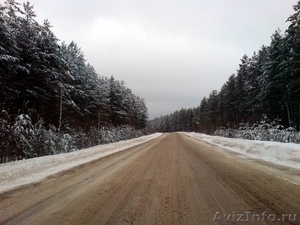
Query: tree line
[
  {"left": 148, "top": 1, "right": 300, "bottom": 134},
  {"left": 0, "top": 1, "right": 148, "bottom": 162},
  {"left": 0, "top": 0, "right": 148, "bottom": 129}
]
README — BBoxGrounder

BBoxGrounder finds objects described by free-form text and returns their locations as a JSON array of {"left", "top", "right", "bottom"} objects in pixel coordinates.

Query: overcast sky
[{"left": 7, "top": 0, "right": 297, "bottom": 118}]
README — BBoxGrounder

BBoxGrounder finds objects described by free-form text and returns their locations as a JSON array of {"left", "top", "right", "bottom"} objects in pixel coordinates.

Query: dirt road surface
[{"left": 0, "top": 133, "right": 300, "bottom": 225}]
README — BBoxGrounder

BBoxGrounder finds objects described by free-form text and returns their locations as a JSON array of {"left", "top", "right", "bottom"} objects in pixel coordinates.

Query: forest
[
  {"left": 0, "top": 1, "right": 148, "bottom": 162},
  {"left": 2, "top": 1, "right": 300, "bottom": 163},
  {"left": 148, "top": 1, "right": 300, "bottom": 143}
]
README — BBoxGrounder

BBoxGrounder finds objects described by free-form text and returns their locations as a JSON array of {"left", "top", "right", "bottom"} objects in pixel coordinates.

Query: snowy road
[{"left": 0, "top": 133, "right": 300, "bottom": 225}]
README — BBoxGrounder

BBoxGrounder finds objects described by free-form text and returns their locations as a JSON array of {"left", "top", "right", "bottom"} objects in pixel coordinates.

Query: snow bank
[
  {"left": 0, "top": 133, "right": 162, "bottom": 194},
  {"left": 183, "top": 132, "right": 300, "bottom": 169}
]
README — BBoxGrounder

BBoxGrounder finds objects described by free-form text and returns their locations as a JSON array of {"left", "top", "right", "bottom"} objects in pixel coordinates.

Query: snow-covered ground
[
  {"left": 0, "top": 133, "right": 162, "bottom": 194},
  {"left": 2, "top": 132, "right": 299, "bottom": 194},
  {"left": 183, "top": 132, "right": 300, "bottom": 169}
]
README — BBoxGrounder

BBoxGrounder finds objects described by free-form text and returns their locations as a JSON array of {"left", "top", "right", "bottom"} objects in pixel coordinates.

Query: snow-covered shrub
[
  {"left": 31, "top": 119, "right": 48, "bottom": 157},
  {"left": 0, "top": 111, "right": 15, "bottom": 163},
  {"left": 60, "top": 133, "right": 77, "bottom": 153},
  {"left": 12, "top": 114, "right": 35, "bottom": 159},
  {"left": 72, "top": 128, "right": 89, "bottom": 149},
  {"left": 214, "top": 120, "right": 300, "bottom": 144},
  {"left": 0, "top": 114, "right": 144, "bottom": 163},
  {"left": 282, "top": 127, "right": 298, "bottom": 143},
  {"left": 88, "top": 127, "right": 103, "bottom": 146},
  {"left": 91, "top": 126, "right": 143, "bottom": 145},
  {"left": 43, "top": 125, "right": 59, "bottom": 155}
]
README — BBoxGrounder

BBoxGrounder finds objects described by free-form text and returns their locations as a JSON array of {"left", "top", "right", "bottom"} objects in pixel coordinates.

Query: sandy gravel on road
[{"left": 0, "top": 133, "right": 299, "bottom": 225}]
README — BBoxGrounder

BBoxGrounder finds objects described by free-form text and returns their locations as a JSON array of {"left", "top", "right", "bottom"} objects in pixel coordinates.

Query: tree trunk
[
  {"left": 98, "top": 110, "right": 101, "bottom": 131},
  {"left": 58, "top": 86, "right": 63, "bottom": 135},
  {"left": 298, "top": 103, "right": 300, "bottom": 130},
  {"left": 286, "top": 101, "right": 292, "bottom": 127}
]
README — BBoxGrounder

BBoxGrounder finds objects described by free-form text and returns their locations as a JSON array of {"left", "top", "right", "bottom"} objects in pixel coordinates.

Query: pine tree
[{"left": 285, "top": 0, "right": 300, "bottom": 128}]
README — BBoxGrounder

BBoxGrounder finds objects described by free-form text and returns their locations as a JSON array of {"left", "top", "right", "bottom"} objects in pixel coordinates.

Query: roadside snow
[
  {"left": 183, "top": 132, "right": 300, "bottom": 169},
  {"left": 0, "top": 133, "right": 162, "bottom": 194}
]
